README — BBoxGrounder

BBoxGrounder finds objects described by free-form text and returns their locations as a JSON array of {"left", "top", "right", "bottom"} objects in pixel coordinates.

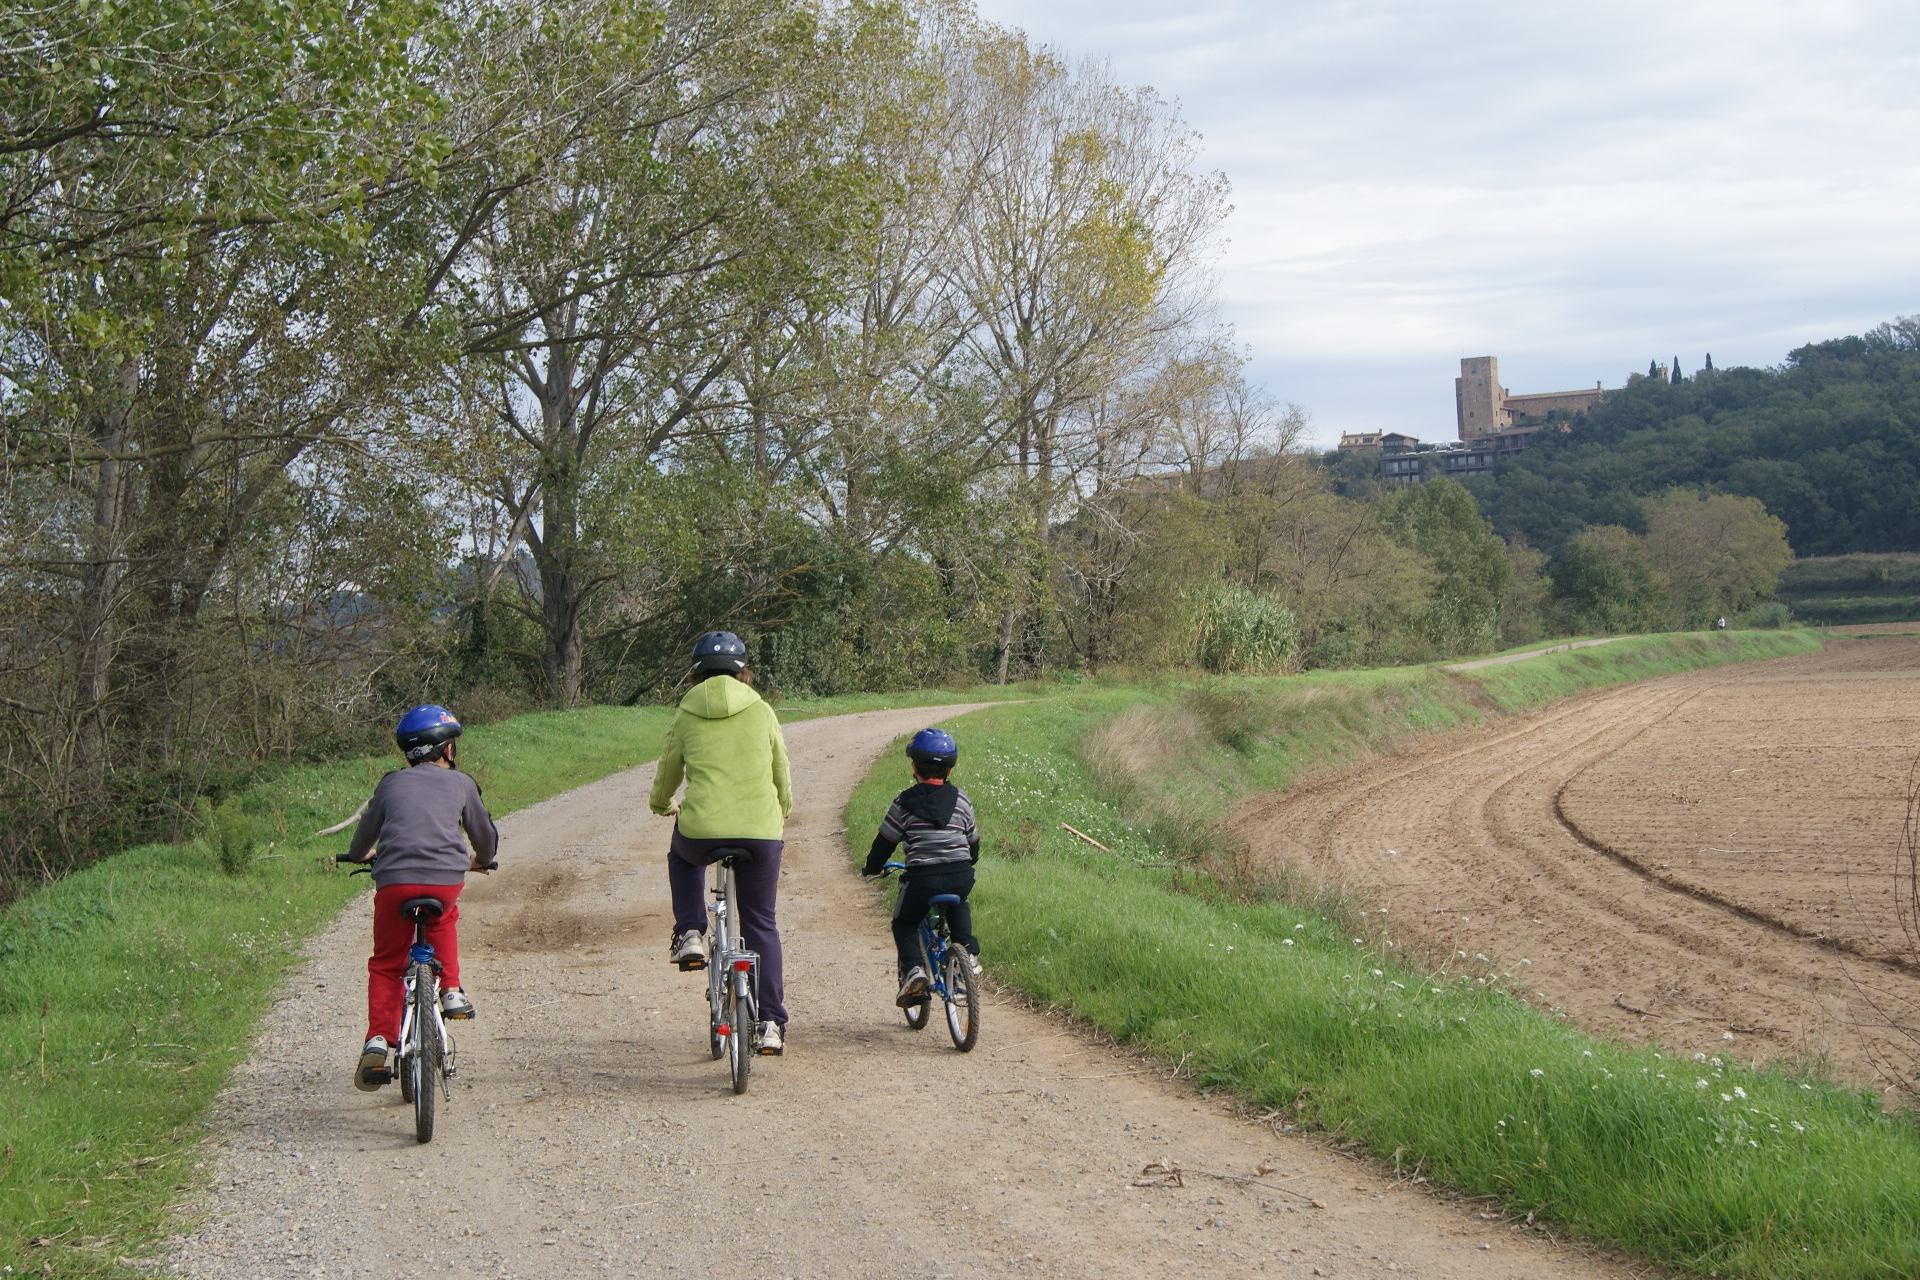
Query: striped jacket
[{"left": 864, "top": 782, "right": 979, "bottom": 874}]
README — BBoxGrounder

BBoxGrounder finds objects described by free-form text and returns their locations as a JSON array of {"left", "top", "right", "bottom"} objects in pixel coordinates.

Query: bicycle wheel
[
  {"left": 412, "top": 973, "right": 439, "bottom": 1143},
  {"left": 942, "top": 947, "right": 980, "bottom": 1052},
  {"left": 903, "top": 998, "right": 930, "bottom": 1030},
  {"left": 724, "top": 976, "right": 753, "bottom": 1095}
]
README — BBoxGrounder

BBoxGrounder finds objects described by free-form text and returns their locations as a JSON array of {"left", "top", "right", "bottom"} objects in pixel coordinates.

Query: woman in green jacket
[{"left": 649, "top": 631, "right": 793, "bottom": 1054}]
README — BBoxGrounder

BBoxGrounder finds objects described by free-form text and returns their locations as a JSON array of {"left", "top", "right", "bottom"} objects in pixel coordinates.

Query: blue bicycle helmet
[
  {"left": 395, "top": 704, "right": 462, "bottom": 762},
  {"left": 691, "top": 630, "right": 747, "bottom": 674},
  {"left": 906, "top": 727, "right": 958, "bottom": 768}
]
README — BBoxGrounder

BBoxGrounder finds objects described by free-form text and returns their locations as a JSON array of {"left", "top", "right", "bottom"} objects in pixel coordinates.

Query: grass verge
[
  {"left": 843, "top": 629, "right": 1920, "bottom": 1278},
  {"left": 0, "top": 705, "right": 671, "bottom": 1275}
]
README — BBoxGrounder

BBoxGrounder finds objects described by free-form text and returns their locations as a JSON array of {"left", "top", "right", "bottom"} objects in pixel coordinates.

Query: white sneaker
[
  {"left": 671, "top": 930, "right": 709, "bottom": 970},
  {"left": 440, "top": 986, "right": 475, "bottom": 1019},
  {"left": 754, "top": 1022, "right": 785, "bottom": 1056},
  {"left": 355, "top": 1036, "right": 391, "bottom": 1091}
]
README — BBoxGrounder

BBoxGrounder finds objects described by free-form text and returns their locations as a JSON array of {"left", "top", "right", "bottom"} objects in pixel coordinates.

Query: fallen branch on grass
[
  {"left": 1061, "top": 823, "right": 1111, "bottom": 852},
  {"left": 311, "top": 803, "right": 366, "bottom": 838}
]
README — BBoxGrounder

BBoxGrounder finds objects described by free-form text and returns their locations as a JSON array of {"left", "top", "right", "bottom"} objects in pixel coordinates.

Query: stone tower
[{"left": 1455, "top": 357, "right": 1507, "bottom": 441}]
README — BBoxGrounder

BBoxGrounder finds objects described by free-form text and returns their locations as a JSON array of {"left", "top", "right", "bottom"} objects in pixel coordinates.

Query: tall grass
[{"left": 843, "top": 630, "right": 1920, "bottom": 1277}]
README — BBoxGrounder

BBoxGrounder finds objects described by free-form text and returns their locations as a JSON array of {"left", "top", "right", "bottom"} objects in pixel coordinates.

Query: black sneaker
[
  {"left": 896, "top": 967, "right": 930, "bottom": 1008},
  {"left": 354, "top": 1036, "right": 392, "bottom": 1091}
]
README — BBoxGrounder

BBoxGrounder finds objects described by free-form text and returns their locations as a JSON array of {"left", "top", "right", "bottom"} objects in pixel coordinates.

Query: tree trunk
[{"left": 71, "top": 359, "right": 139, "bottom": 772}]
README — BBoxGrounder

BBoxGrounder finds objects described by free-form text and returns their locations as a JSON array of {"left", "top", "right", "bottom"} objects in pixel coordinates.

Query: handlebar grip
[{"left": 333, "top": 852, "right": 363, "bottom": 864}]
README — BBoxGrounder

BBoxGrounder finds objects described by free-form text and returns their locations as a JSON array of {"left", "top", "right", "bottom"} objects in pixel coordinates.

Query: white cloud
[{"left": 972, "top": 0, "right": 1920, "bottom": 444}]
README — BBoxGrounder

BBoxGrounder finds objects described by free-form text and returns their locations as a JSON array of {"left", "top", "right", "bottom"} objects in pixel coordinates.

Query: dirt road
[
  {"left": 168, "top": 706, "right": 1625, "bottom": 1279},
  {"left": 1233, "top": 637, "right": 1920, "bottom": 1091}
]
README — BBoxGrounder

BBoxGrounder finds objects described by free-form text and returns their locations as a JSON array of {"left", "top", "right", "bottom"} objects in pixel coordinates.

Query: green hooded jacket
[{"left": 648, "top": 676, "right": 792, "bottom": 839}]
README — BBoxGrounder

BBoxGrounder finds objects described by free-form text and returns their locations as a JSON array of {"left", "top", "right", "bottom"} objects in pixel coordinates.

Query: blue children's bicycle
[{"left": 883, "top": 862, "right": 980, "bottom": 1052}]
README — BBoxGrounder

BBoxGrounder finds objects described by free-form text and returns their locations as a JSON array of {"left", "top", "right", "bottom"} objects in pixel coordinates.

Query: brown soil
[
  {"left": 1232, "top": 636, "right": 1920, "bottom": 1093},
  {"left": 167, "top": 706, "right": 1631, "bottom": 1279}
]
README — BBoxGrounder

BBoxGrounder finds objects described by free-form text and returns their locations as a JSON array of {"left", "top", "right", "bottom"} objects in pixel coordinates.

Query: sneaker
[
  {"left": 896, "top": 967, "right": 931, "bottom": 1008},
  {"left": 754, "top": 1022, "right": 785, "bottom": 1056},
  {"left": 952, "top": 945, "right": 983, "bottom": 976},
  {"left": 671, "top": 930, "right": 709, "bottom": 971},
  {"left": 354, "top": 1036, "right": 391, "bottom": 1092},
  {"left": 440, "top": 986, "right": 475, "bottom": 1020}
]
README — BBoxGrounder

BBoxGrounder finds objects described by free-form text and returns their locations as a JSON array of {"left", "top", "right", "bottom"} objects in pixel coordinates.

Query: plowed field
[{"left": 1231, "top": 637, "right": 1920, "bottom": 1092}]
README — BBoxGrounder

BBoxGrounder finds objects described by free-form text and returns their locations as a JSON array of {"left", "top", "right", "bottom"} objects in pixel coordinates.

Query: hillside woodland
[
  {"left": 0, "top": 0, "right": 1805, "bottom": 888},
  {"left": 1466, "top": 323, "right": 1920, "bottom": 557}
]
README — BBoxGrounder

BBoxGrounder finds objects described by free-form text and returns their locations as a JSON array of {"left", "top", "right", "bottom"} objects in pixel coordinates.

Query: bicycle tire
[
  {"left": 725, "top": 975, "right": 752, "bottom": 1094},
  {"left": 942, "top": 948, "right": 980, "bottom": 1052},
  {"left": 412, "top": 973, "right": 439, "bottom": 1143},
  {"left": 397, "top": 983, "right": 417, "bottom": 1104},
  {"left": 903, "top": 997, "right": 931, "bottom": 1029}
]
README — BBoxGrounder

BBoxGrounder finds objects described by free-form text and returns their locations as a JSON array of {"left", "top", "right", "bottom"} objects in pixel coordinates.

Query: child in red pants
[{"left": 342, "top": 704, "right": 498, "bottom": 1090}]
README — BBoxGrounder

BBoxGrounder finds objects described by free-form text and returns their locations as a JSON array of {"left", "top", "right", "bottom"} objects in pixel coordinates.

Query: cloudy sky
[{"left": 971, "top": 0, "right": 1920, "bottom": 448}]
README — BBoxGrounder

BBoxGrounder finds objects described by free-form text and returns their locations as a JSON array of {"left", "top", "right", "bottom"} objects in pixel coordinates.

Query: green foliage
[
  {"left": 1468, "top": 321, "right": 1920, "bottom": 557},
  {"left": 1194, "top": 582, "right": 1299, "bottom": 673},
  {"left": 1641, "top": 490, "right": 1794, "bottom": 628},
  {"left": 1552, "top": 525, "right": 1668, "bottom": 634},
  {"left": 1375, "top": 478, "right": 1510, "bottom": 657},
  {"left": 1748, "top": 601, "right": 1792, "bottom": 629}
]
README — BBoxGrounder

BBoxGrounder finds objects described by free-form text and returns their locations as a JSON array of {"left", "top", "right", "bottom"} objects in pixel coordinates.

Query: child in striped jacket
[{"left": 862, "top": 728, "right": 980, "bottom": 1006}]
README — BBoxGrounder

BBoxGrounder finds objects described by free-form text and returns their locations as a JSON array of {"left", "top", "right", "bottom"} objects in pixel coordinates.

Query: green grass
[
  {"left": 769, "top": 680, "right": 1046, "bottom": 722},
  {"left": 0, "top": 705, "right": 671, "bottom": 1275},
  {"left": 842, "top": 629, "right": 1920, "bottom": 1277}
]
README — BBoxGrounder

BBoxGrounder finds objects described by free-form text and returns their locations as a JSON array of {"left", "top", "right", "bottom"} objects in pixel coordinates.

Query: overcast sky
[{"left": 971, "top": 0, "right": 1920, "bottom": 448}]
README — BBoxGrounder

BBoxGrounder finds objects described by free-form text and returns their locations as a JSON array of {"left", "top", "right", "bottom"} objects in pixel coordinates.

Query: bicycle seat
[
  {"left": 710, "top": 845, "right": 754, "bottom": 867},
  {"left": 927, "top": 894, "right": 964, "bottom": 907},
  {"left": 400, "top": 896, "right": 445, "bottom": 920}
]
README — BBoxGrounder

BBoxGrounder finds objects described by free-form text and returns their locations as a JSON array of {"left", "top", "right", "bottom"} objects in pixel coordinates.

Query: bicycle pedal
[{"left": 676, "top": 957, "right": 707, "bottom": 972}]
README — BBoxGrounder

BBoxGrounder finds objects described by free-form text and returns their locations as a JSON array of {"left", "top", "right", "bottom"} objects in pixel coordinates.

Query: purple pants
[{"left": 668, "top": 830, "right": 787, "bottom": 1026}]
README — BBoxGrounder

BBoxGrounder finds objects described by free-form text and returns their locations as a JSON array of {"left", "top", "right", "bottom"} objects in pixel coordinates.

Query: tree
[
  {"left": 1375, "top": 478, "right": 1511, "bottom": 657},
  {"left": 1641, "top": 489, "right": 1793, "bottom": 627},
  {"left": 1552, "top": 525, "right": 1667, "bottom": 634},
  {"left": 1671, "top": 355, "right": 1683, "bottom": 384}
]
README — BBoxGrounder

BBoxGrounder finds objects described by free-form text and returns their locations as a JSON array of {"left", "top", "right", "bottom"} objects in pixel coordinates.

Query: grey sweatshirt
[{"left": 346, "top": 764, "right": 498, "bottom": 888}]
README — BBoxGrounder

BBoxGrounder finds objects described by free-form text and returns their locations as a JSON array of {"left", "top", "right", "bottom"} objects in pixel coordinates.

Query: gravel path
[{"left": 165, "top": 704, "right": 1629, "bottom": 1279}]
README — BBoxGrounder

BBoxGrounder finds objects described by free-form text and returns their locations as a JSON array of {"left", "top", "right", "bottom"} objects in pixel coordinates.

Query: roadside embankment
[{"left": 844, "top": 630, "right": 1920, "bottom": 1279}]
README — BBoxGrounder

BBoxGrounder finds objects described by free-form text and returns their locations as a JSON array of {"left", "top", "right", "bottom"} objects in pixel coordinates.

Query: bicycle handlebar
[{"left": 332, "top": 851, "right": 496, "bottom": 875}]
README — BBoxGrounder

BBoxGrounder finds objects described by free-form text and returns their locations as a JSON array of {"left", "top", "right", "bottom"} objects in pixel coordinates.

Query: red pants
[{"left": 366, "top": 883, "right": 462, "bottom": 1043}]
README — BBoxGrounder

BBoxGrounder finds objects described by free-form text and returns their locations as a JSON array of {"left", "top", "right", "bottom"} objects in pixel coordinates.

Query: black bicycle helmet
[
  {"left": 395, "top": 704, "right": 462, "bottom": 762},
  {"left": 690, "top": 630, "right": 747, "bottom": 674}
]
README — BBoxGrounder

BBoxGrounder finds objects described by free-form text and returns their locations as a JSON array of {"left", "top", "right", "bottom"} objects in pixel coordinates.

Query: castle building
[{"left": 1454, "top": 356, "right": 1604, "bottom": 442}]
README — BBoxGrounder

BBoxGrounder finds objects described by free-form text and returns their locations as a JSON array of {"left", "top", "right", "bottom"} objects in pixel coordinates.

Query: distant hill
[{"left": 1463, "top": 321, "right": 1920, "bottom": 556}]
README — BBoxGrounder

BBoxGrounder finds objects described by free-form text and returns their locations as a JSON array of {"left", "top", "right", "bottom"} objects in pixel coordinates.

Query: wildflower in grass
[
  {"left": 1582, "top": 1050, "right": 1592, "bottom": 1058},
  {"left": 1721, "top": 1094, "right": 1733, "bottom": 1102},
  {"left": 1791, "top": 1120, "right": 1806, "bottom": 1131},
  {"left": 1693, "top": 1053, "right": 1707, "bottom": 1062},
  {"left": 1281, "top": 939, "right": 1294, "bottom": 946},
  {"left": 1733, "top": 1086, "right": 1746, "bottom": 1099},
  {"left": 1292, "top": 924, "right": 1304, "bottom": 931},
  {"left": 1475, "top": 953, "right": 1489, "bottom": 962},
  {"left": 1370, "top": 969, "right": 1383, "bottom": 978},
  {"left": 1530, "top": 1069, "right": 1544, "bottom": 1078},
  {"left": 1697, "top": 1080, "right": 1709, "bottom": 1089}
]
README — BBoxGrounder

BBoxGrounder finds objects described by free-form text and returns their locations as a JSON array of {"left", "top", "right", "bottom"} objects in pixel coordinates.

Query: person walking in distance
[
  {"left": 650, "top": 632, "right": 794, "bottom": 1055},
  {"left": 342, "top": 705, "right": 498, "bottom": 1090}
]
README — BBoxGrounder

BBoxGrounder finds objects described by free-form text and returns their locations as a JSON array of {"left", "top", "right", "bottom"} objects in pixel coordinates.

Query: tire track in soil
[
  {"left": 166, "top": 706, "right": 1630, "bottom": 1279},
  {"left": 1231, "top": 638, "right": 1920, "bottom": 1091}
]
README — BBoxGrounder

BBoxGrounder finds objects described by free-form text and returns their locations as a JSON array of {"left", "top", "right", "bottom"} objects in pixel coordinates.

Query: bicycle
[
  {"left": 691, "top": 846, "right": 761, "bottom": 1094},
  {"left": 336, "top": 855, "right": 470, "bottom": 1143},
  {"left": 882, "top": 862, "right": 981, "bottom": 1052}
]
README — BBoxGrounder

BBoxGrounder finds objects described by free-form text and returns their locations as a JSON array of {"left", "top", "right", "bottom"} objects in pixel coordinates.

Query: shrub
[
  {"left": 1748, "top": 601, "right": 1792, "bottom": 629},
  {"left": 1196, "top": 583, "right": 1298, "bottom": 674}
]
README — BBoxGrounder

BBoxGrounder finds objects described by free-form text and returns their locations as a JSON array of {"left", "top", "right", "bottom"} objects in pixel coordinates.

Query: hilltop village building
[{"left": 1338, "top": 357, "right": 1609, "bottom": 483}]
